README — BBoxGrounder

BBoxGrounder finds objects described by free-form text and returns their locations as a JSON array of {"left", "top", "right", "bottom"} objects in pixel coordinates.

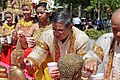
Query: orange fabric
[
  {"left": 24, "top": 48, "right": 33, "bottom": 58},
  {"left": 1, "top": 45, "right": 15, "bottom": 65}
]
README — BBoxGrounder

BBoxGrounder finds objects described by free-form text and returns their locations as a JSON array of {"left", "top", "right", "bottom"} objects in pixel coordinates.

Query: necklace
[
  {"left": 4, "top": 23, "right": 15, "bottom": 30},
  {"left": 19, "top": 19, "right": 33, "bottom": 28},
  {"left": 3, "top": 23, "right": 15, "bottom": 36}
]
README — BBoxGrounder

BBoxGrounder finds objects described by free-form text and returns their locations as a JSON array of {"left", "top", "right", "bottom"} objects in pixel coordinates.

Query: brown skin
[
  {"left": 22, "top": 5, "right": 32, "bottom": 21},
  {"left": 36, "top": 6, "right": 50, "bottom": 27},
  {"left": 2, "top": 13, "right": 13, "bottom": 46},
  {"left": 28, "top": 5, "right": 50, "bottom": 36},
  {"left": 5, "top": 13, "right": 13, "bottom": 24},
  {"left": 49, "top": 22, "right": 73, "bottom": 79},
  {"left": 27, "top": 6, "right": 50, "bottom": 47},
  {"left": 52, "top": 22, "right": 72, "bottom": 43},
  {"left": 112, "top": 9, "right": 120, "bottom": 42},
  {"left": 15, "top": 5, "right": 33, "bottom": 49}
]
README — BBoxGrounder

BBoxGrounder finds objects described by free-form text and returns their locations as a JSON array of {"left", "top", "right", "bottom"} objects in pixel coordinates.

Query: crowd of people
[
  {"left": 73, "top": 16, "right": 112, "bottom": 31},
  {"left": 0, "top": 0, "right": 120, "bottom": 80}
]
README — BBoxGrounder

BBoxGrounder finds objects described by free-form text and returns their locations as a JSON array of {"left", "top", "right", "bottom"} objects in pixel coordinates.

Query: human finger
[{"left": 93, "top": 63, "right": 98, "bottom": 75}]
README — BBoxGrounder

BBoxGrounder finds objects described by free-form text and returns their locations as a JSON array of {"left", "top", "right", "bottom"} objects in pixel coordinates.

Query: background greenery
[{"left": 84, "top": 28, "right": 111, "bottom": 40}]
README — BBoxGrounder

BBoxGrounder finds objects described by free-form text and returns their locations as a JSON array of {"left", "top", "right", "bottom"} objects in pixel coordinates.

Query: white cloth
[
  {"left": 93, "top": 33, "right": 120, "bottom": 80},
  {"left": 72, "top": 17, "right": 81, "bottom": 25},
  {"left": 27, "top": 26, "right": 98, "bottom": 63}
]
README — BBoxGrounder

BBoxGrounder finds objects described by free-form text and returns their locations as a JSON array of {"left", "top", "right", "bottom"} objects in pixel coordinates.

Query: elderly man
[
  {"left": 24, "top": 10, "right": 99, "bottom": 79},
  {"left": 91, "top": 8, "right": 120, "bottom": 80}
]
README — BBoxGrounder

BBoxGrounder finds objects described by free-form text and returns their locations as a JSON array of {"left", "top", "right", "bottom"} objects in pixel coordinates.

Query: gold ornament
[
  {"left": 9, "top": 66, "right": 27, "bottom": 80},
  {"left": 40, "top": 0, "right": 48, "bottom": 3},
  {"left": 4, "top": 24, "right": 15, "bottom": 30},
  {"left": 14, "top": 0, "right": 22, "bottom": 15},
  {"left": 3, "top": 23, "right": 15, "bottom": 36},
  {"left": 19, "top": 19, "right": 33, "bottom": 28},
  {"left": 4, "top": 0, "right": 14, "bottom": 14},
  {"left": 105, "top": 39, "right": 115, "bottom": 79},
  {"left": 22, "top": 0, "right": 32, "bottom": 8},
  {"left": 0, "top": 66, "right": 8, "bottom": 79},
  {"left": 11, "top": 39, "right": 24, "bottom": 67},
  {"left": 92, "top": 44, "right": 104, "bottom": 61}
]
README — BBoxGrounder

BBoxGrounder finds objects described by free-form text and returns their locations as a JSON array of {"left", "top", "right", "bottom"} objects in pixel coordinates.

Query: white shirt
[
  {"left": 72, "top": 17, "right": 81, "bottom": 25},
  {"left": 27, "top": 26, "right": 98, "bottom": 63},
  {"left": 94, "top": 33, "right": 120, "bottom": 80}
]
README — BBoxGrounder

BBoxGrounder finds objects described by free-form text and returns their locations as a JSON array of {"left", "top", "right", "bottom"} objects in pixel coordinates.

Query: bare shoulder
[
  {"left": 15, "top": 23, "right": 21, "bottom": 30},
  {"left": 31, "top": 23, "right": 39, "bottom": 30}
]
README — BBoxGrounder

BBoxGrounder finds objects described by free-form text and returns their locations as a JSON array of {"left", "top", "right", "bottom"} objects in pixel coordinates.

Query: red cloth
[
  {"left": 0, "top": 45, "right": 15, "bottom": 66},
  {"left": 24, "top": 48, "right": 35, "bottom": 78},
  {"left": 24, "top": 48, "right": 33, "bottom": 58}
]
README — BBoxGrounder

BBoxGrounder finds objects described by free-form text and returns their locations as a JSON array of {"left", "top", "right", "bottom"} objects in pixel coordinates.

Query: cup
[
  {"left": 91, "top": 73, "right": 104, "bottom": 80},
  {"left": 0, "top": 37, "right": 5, "bottom": 44},
  {"left": 47, "top": 62, "right": 58, "bottom": 73},
  {"left": 18, "top": 30, "right": 24, "bottom": 35},
  {"left": 26, "top": 37, "right": 34, "bottom": 48},
  {"left": 6, "top": 35, "right": 12, "bottom": 44}
]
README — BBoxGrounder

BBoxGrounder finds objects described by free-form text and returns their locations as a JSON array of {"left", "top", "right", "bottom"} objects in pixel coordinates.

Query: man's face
[
  {"left": 52, "top": 22, "right": 71, "bottom": 41},
  {"left": 112, "top": 24, "right": 120, "bottom": 42},
  {"left": 112, "top": 15, "right": 120, "bottom": 42}
]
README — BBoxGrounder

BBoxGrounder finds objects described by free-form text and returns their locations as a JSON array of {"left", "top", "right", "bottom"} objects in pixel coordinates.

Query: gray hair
[{"left": 51, "top": 10, "right": 71, "bottom": 28}]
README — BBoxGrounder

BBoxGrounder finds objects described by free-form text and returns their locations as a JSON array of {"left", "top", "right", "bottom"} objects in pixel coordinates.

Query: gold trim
[
  {"left": 37, "top": 41, "right": 49, "bottom": 50},
  {"left": 54, "top": 30, "right": 76, "bottom": 62},
  {"left": 4, "top": 24, "right": 15, "bottom": 30},
  {"left": 27, "top": 57, "right": 39, "bottom": 74},
  {"left": 105, "top": 39, "right": 115, "bottom": 79},
  {"left": 92, "top": 44, "right": 104, "bottom": 61},
  {"left": 19, "top": 19, "right": 33, "bottom": 28},
  {"left": 77, "top": 52, "right": 87, "bottom": 57}
]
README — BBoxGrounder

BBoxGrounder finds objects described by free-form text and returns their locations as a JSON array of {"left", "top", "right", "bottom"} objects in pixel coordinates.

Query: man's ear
[{"left": 69, "top": 23, "right": 73, "bottom": 29}]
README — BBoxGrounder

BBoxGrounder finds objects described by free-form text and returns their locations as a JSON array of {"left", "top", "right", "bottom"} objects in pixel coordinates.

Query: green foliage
[
  {"left": 56, "top": 0, "right": 90, "bottom": 17},
  {"left": 84, "top": 29, "right": 108, "bottom": 40},
  {"left": 85, "top": 0, "right": 120, "bottom": 19}
]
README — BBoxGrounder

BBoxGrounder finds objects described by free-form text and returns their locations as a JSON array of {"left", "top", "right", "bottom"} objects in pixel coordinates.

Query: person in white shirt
[
  {"left": 72, "top": 16, "right": 81, "bottom": 29},
  {"left": 23, "top": 10, "right": 99, "bottom": 80},
  {"left": 91, "top": 8, "right": 120, "bottom": 80}
]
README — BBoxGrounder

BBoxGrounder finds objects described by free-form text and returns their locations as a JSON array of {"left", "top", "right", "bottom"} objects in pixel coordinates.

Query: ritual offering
[
  {"left": 11, "top": 39, "right": 24, "bottom": 67},
  {"left": 0, "top": 66, "right": 8, "bottom": 79},
  {"left": 8, "top": 66, "right": 27, "bottom": 80},
  {"left": 58, "top": 53, "right": 84, "bottom": 80}
]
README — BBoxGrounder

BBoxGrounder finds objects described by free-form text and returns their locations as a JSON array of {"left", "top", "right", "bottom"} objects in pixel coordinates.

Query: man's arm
[{"left": 24, "top": 35, "right": 49, "bottom": 74}]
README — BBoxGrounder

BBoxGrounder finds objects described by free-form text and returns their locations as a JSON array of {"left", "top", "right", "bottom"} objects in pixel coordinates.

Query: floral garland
[{"left": 19, "top": 19, "right": 33, "bottom": 28}]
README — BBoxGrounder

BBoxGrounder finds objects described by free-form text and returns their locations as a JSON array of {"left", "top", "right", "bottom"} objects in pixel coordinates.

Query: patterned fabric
[
  {"left": 58, "top": 53, "right": 84, "bottom": 80},
  {"left": 93, "top": 33, "right": 120, "bottom": 79},
  {"left": 27, "top": 26, "right": 91, "bottom": 80},
  {"left": 0, "top": 23, "right": 16, "bottom": 65},
  {"left": 105, "top": 39, "right": 115, "bottom": 79}
]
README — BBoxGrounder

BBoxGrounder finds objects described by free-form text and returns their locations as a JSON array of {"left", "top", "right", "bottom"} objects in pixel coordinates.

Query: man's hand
[
  {"left": 84, "top": 58, "right": 98, "bottom": 74},
  {"left": 81, "top": 58, "right": 98, "bottom": 79},
  {"left": 23, "top": 59, "right": 31, "bottom": 71},
  {"left": 49, "top": 67, "right": 60, "bottom": 79}
]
